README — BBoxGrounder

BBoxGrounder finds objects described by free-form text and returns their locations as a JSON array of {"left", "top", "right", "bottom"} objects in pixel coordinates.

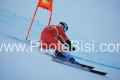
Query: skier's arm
[
  {"left": 57, "top": 26, "right": 68, "bottom": 40},
  {"left": 57, "top": 35, "right": 65, "bottom": 44},
  {"left": 66, "top": 39, "right": 75, "bottom": 51},
  {"left": 57, "top": 26, "right": 75, "bottom": 51}
]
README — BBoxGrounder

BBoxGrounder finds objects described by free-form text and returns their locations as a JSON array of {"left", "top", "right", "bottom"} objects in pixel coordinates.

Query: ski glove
[{"left": 66, "top": 39, "right": 76, "bottom": 51}]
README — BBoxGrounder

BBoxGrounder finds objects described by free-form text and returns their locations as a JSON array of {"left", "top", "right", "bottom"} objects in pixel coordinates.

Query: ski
[
  {"left": 44, "top": 52, "right": 94, "bottom": 69},
  {"left": 80, "top": 63, "right": 94, "bottom": 70},
  {"left": 52, "top": 56, "right": 94, "bottom": 69},
  {"left": 52, "top": 56, "right": 89, "bottom": 70},
  {"left": 44, "top": 53, "right": 107, "bottom": 76},
  {"left": 89, "top": 69, "right": 107, "bottom": 75},
  {"left": 52, "top": 56, "right": 107, "bottom": 76}
]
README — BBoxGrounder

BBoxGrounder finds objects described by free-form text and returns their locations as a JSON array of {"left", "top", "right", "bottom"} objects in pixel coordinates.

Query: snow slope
[{"left": 0, "top": 0, "right": 120, "bottom": 80}]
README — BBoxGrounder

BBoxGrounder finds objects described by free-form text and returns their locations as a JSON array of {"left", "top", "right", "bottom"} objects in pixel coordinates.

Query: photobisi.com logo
[{"left": 0, "top": 40, "right": 120, "bottom": 53}]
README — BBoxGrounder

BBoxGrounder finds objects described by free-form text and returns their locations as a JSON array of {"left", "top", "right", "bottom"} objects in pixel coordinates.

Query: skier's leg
[
  {"left": 61, "top": 51, "right": 73, "bottom": 60},
  {"left": 62, "top": 51, "right": 81, "bottom": 65},
  {"left": 54, "top": 50, "right": 66, "bottom": 58}
]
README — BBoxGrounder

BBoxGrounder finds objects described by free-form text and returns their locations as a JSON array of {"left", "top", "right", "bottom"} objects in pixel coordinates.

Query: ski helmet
[{"left": 59, "top": 22, "right": 68, "bottom": 32}]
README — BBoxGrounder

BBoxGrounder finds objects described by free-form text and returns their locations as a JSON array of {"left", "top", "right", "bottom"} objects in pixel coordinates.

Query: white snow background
[{"left": 0, "top": 0, "right": 120, "bottom": 80}]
